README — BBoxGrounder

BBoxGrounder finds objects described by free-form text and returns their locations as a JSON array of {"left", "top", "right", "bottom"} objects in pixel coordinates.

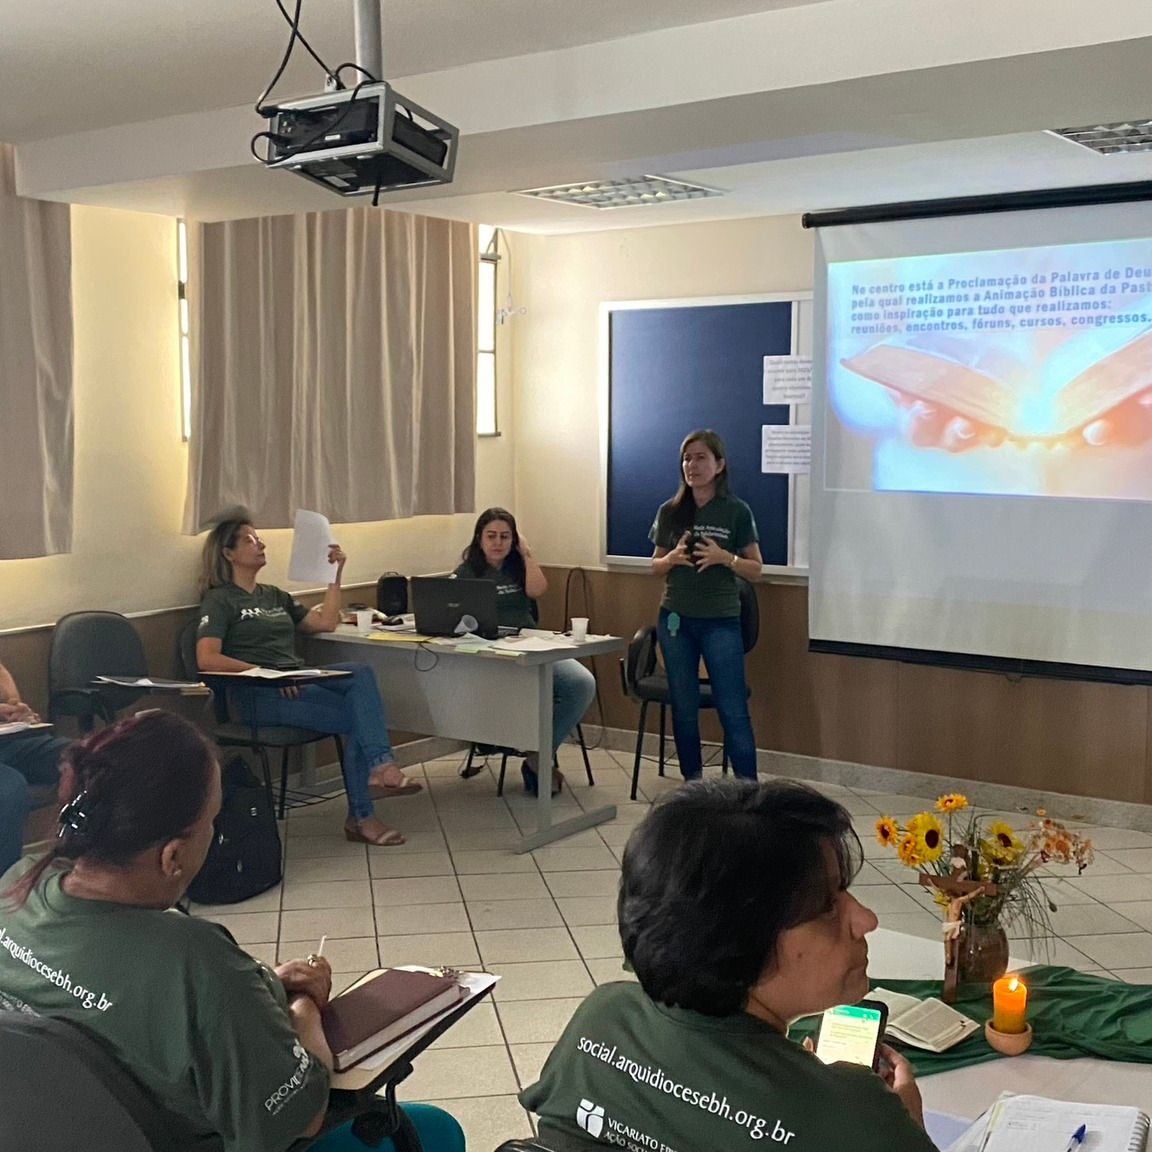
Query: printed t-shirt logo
[{"left": 577, "top": 1099, "right": 605, "bottom": 1138}]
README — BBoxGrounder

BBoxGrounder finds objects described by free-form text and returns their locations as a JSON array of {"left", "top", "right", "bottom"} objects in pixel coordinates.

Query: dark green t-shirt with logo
[
  {"left": 197, "top": 583, "right": 310, "bottom": 669},
  {"left": 0, "top": 859, "right": 330, "bottom": 1152},
  {"left": 452, "top": 563, "right": 535, "bottom": 629},
  {"left": 649, "top": 495, "right": 759, "bottom": 619},
  {"left": 521, "top": 982, "right": 937, "bottom": 1152}
]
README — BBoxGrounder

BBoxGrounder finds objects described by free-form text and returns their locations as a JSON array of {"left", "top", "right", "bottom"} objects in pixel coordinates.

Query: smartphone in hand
[{"left": 812, "top": 1000, "right": 888, "bottom": 1071}]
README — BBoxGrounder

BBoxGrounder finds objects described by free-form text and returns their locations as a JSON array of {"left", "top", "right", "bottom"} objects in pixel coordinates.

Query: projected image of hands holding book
[{"left": 826, "top": 238, "right": 1152, "bottom": 501}]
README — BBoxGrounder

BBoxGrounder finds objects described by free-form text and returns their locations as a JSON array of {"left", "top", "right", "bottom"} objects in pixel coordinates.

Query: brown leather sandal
[{"left": 344, "top": 820, "right": 406, "bottom": 847}]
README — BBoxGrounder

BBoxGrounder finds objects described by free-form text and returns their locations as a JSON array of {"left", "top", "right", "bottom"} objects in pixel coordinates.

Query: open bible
[{"left": 868, "top": 987, "right": 979, "bottom": 1053}]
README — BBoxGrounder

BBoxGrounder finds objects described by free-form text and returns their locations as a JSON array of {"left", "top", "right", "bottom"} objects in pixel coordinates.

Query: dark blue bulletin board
[{"left": 606, "top": 298, "right": 797, "bottom": 567}]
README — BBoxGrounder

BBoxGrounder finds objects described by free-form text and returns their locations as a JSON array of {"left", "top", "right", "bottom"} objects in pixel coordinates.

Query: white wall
[
  {"left": 509, "top": 214, "right": 814, "bottom": 568},
  {"left": 0, "top": 205, "right": 515, "bottom": 632}
]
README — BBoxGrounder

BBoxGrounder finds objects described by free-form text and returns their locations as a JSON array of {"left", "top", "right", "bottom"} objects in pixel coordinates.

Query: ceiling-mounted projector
[{"left": 264, "top": 82, "right": 458, "bottom": 197}]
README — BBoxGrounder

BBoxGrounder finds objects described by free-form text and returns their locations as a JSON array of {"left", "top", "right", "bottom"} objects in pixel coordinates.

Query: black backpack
[
  {"left": 376, "top": 572, "right": 408, "bottom": 616},
  {"left": 187, "top": 756, "right": 282, "bottom": 905}
]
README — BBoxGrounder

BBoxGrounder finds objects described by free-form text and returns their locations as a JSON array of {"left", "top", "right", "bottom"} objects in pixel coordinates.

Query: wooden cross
[{"left": 919, "top": 872, "right": 1000, "bottom": 1003}]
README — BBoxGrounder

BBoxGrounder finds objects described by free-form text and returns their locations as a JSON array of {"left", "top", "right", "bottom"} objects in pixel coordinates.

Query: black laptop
[{"left": 411, "top": 577, "right": 502, "bottom": 640}]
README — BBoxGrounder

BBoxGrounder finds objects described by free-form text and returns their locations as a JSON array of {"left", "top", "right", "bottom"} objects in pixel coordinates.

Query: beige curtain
[
  {"left": 0, "top": 144, "right": 73, "bottom": 558},
  {"left": 184, "top": 208, "right": 476, "bottom": 532}
]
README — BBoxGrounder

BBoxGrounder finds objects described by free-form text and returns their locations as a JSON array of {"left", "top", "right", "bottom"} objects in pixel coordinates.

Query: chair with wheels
[
  {"left": 48, "top": 611, "right": 152, "bottom": 733},
  {"left": 179, "top": 618, "right": 345, "bottom": 819},
  {"left": 0, "top": 1012, "right": 178, "bottom": 1152},
  {"left": 620, "top": 576, "right": 760, "bottom": 800}
]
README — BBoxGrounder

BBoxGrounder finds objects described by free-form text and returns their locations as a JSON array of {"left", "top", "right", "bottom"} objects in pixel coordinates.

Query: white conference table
[
  {"left": 311, "top": 625, "right": 625, "bottom": 851},
  {"left": 868, "top": 928, "right": 1152, "bottom": 1130}
]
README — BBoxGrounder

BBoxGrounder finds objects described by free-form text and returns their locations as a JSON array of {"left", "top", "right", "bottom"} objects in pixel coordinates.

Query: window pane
[
  {"left": 478, "top": 259, "right": 496, "bottom": 352},
  {"left": 476, "top": 352, "right": 496, "bottom": 436}
]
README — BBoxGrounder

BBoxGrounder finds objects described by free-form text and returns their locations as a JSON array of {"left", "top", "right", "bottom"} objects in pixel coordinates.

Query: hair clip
[{"left": 58, "top": 790, "right": 91, "bottom": 838}]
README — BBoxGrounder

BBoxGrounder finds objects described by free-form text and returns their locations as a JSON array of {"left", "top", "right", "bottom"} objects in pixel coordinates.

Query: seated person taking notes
[
  {"left": 522, "top": 780, "right": 937, "bottom": 1152},
  {"left": 0, "top": 713, "right": 463, "bottom": 1152},
  {"left": 0, "top": 659, "right": 68, "bottom": 876},
  {"left": 196, "top": 518, "right": 419, "bottom": 847},
  {"left": 454, "top": 508, "right": 596, "bottom": 796}
]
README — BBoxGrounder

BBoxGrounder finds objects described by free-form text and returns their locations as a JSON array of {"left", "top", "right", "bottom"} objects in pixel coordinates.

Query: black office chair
[
  {"left": 620, "top": 576, "right": 759, "bottom": 800},
  {"left": 0, "top": 1013, "right": 178, "bottom": 1152},
  {"left": 179, "top": 619, "right": 346, "bottom": 819},
  {"left": 48, "top": 611, "right": 152, "bottom": 733}
]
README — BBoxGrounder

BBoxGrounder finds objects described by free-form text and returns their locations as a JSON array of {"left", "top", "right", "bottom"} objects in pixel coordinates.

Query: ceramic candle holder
[{"left": 984, "top": 1020, "right": 1033, "bottom": 1056}]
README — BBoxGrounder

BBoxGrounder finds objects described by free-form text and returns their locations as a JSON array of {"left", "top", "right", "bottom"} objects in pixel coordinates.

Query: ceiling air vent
[
  {"left": 1048, "top": 120, "right": 1152, "bottom": 155},
  {"left": 514, "top": 175, "right": 722, "bottom": 209}
]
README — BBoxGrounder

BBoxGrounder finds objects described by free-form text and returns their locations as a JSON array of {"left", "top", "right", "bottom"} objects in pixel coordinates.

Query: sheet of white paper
[
  {"left": 761, "top": 424, "right": 811, "bottom": 474},
  {"left": 488, "top": 636, "right": 578, "bottom": 653},
  {"left": 763, "top": 355, "right": 813, "bottom": 405},
  {"left": 350, "top": 970, "right": 501, "bottom": 1072},
  {"left": 0, "top": 722, "right": 31, "bottom": 736},
  {"left": 287, "top": 508, "right": 336, "bottom": 584}
]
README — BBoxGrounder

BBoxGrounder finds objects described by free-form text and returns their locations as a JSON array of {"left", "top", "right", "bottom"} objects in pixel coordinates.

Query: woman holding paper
[
  {"left": 454, "top": 507, "right": 596, "bottom": 796},
  {"left": 196, "top": 517, "right": 419, "bottom": 847},
  {"left": 649, "top": 430, "right": 761, "bottom": 781},
  {"left": 0, "top": 713, "right": 464, "bottom": 1152}
]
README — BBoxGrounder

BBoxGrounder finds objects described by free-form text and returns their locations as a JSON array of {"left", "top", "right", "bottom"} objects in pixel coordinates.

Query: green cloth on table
[{"left": 789, "top": 967, "right": 1152, "bottom": 1076}]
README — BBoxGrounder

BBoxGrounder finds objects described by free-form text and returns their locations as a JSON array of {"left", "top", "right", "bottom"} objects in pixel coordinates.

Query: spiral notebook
[{"left": 948, "top": 1093, "right": 1150, "bottom": 1152}]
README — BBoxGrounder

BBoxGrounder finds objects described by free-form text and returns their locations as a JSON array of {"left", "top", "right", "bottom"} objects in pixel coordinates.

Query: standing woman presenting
[{"left": 649, "top": 430, "right": 762, "bottom": 781}]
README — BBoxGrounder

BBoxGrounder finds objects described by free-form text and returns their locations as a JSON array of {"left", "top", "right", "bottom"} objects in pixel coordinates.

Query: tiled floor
[{"left": 191, "top": 746, "right": 1152, "bottom": 1150}]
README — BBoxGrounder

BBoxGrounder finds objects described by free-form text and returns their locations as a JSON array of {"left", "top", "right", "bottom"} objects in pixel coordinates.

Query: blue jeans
[
  {"left": 657, "top": 608, "right": 756, "bottom": 780},
  {"left": 311, "top": 1103, "right": 465, "bottom": 1152},
  {"left": 551, "top": 659, "right": 596, "bottom": 757},
  {"left": 0, "top": 735, "right": 69, "bottom": 877},
  {"left": 237, "top": 662, "right": 394, "bottom": 822}
]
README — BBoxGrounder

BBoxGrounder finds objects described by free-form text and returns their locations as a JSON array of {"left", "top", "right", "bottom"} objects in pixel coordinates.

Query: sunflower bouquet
[{"left": 875, "top": 794, "right": 1095, "bottom": 935}]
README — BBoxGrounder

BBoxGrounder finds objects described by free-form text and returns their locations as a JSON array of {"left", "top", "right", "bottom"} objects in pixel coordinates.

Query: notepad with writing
[
  {"left": 869, "top": 986, "right": 979, "bottom": 1052},
  {"left": 321, "top": 968, "right": 463, "bottom": 1071},
  {"left": 951, "top": 1093, "right": 1150, "bottom": 1152}
]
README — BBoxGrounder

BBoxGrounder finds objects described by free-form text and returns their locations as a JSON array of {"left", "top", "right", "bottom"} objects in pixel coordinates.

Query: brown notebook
[{"left": 321, "top": 968, "right": 463, "bottom": 1070}]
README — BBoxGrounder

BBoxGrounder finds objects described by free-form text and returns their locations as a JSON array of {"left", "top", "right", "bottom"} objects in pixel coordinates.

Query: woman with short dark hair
[
  {"left": 0, "top": 713, "right": 462, "bottom": 1152},
  {"left": 522, "top": 779, "right": 937, "bottom": 1152}
]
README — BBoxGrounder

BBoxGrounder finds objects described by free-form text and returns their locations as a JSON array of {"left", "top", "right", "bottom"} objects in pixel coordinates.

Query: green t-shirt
[
  {"left": 649, "top": 495, "right": 758, "bottom": 619},
  {"left": 452, "top": 562, "right": 535, "bottom": 629},
  {"left": 521, "top": 982, "right": 936, "bottom": 1152},
  {"left": 0, "top": 859, "right": 329, "bottom": 1152},
  {"left": 197, "top": 583, "right": 309, "bottom": 669}
]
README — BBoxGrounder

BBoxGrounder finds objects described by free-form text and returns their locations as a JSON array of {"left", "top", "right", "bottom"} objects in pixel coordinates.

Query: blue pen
[{"left": 1061, "top": 1123, "right": 1087, "bottom": 1152}]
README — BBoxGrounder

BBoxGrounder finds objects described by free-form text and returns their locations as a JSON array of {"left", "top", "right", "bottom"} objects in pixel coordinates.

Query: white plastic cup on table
[
  {"left": 570, "top": 617, "right": 589, "bottom": 643},
  {"left": 355, "top": 609, "right": 374, "bottom": 636}
]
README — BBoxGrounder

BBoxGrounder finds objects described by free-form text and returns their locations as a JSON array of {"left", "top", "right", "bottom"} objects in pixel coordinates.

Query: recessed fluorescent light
[
  {"left": 1048, "top": 120, "right": 1152, "bottom": 155},
  {"left": 513, "top": 175, "right": 723, "bottom": 209}
]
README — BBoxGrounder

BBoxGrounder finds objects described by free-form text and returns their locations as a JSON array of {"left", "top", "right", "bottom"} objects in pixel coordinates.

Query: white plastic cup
[
  {"left": 355, "top": 609, "right": 374, "bottom": 636},
  {"left": 570, "top": 617, "right": 589, "bottom": 643}
]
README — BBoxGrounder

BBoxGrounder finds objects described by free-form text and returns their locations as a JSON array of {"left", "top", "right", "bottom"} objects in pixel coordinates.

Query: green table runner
[{"left": 789, "top": 966, "right": 1152, "bottom": 1075}]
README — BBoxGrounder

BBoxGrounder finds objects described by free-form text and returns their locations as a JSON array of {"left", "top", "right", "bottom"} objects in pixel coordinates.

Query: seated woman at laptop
[
  {"left": 0, "top": 713, "right": 464, "bottom": 1152},
  {"left": 196, "top": 517, "right": 419, "bottom": 847},
  {"left": 522, "top": 779, "right": 937, "bottom": 1152},
  {"left": 454, "top": 508, "right": 595, "bottom": 795}
]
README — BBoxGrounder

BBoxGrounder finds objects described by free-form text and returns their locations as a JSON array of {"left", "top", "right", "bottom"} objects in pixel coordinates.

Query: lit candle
[{"left": 991, "top": 974, "right": 1028, "bottom": 1033}]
